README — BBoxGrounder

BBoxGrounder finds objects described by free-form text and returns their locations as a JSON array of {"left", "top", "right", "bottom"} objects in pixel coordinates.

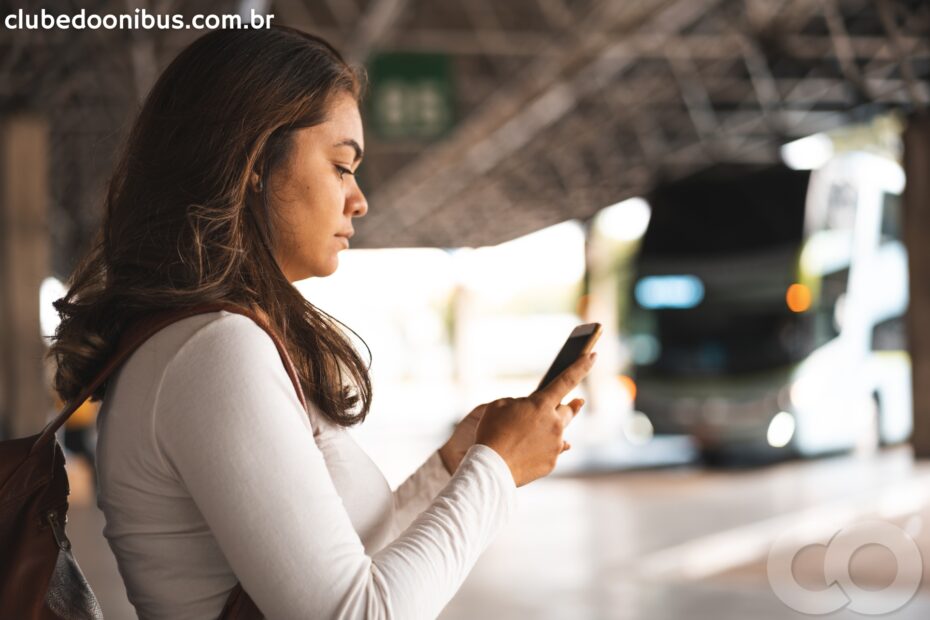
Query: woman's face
[{"left": 265, "top": 92, "right": 368, "bottom": 282}]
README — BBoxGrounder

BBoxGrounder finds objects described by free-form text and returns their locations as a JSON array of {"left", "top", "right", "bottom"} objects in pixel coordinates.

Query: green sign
[{"left": 367, "top": 53, "right": 455, "bottom": 141}]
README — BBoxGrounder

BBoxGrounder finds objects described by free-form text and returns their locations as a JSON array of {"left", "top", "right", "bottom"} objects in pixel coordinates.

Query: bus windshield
[{"left": 628, "top": 165, "right": 814, "bottom": 378}]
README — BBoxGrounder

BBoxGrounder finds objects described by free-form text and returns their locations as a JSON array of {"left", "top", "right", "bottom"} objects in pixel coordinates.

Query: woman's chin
[
  {"left": 317, "top": 256, "right": 339, "bottom": 277},
  {"left": 288, "top": 257, "right": 339, "bottom": 281}
]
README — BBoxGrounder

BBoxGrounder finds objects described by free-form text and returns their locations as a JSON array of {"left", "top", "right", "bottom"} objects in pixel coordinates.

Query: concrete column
[
  {"left": 904, "top": 112, "right": 930, "bottom": 458},
  {"left": 582, "top": 221, "right": 627, "bottom": 444},
  {"left": 450, "top": 277, "right": 477, "bottom": 416},
  {"left": 0, "top": 112, "right": 51, "bottom": 439}
]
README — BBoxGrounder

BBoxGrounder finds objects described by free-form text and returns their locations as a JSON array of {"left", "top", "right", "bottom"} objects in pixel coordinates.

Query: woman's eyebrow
[{"left": 333, "top": 139, "right": 364, "bottom": 163}]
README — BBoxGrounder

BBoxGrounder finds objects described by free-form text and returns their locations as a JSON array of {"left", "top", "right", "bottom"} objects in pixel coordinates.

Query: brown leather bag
[{"left": 0, "top": 302, "right": 307, "bottom": 619}]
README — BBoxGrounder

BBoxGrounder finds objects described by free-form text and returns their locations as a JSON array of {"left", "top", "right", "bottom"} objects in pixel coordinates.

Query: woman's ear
[{"left": 249, "top": 170, "right": 263, "bottom": 193}]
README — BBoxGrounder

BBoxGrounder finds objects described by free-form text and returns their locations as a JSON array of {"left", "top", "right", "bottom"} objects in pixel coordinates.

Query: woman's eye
[{"left": 335, "top": 165, "right": 354, "bottom": 179}]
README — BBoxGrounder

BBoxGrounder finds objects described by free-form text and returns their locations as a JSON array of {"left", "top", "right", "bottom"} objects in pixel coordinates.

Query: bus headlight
[{"left": 767, "top": 411, "right": 796, "bottom": 448}]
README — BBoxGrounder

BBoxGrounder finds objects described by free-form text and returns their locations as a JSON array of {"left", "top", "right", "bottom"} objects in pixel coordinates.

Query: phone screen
[{"left": 536, "top": 324, "right": 601, "bottom": 391}]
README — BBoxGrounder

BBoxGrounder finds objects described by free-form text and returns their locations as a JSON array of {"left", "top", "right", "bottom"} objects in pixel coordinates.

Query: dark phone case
[{"left": 536, "top": 324, "right": 601, "bottom": 391}]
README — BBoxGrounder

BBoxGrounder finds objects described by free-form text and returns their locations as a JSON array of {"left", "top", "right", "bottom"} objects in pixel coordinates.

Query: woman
[{"left": 49, "top": 25, "right": 594, "bottom": 619}]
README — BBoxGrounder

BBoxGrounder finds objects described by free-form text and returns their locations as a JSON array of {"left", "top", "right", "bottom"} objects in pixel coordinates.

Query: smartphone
[{"left": 536, "top": 323, "right": 602, "bottom": 391}]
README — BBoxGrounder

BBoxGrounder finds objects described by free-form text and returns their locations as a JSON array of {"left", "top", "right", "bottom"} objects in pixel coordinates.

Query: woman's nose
[{"left": 348, "top": 182, "right": 368, "bottom": 218}]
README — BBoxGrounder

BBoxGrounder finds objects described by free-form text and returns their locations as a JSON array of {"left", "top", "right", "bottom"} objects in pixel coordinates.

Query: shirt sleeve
[
  {"left": 391, "top": 450, "right": 453, "bottom": 538},
  {"left": 153, "top": 314, "right": 516, "bottom": 619}
]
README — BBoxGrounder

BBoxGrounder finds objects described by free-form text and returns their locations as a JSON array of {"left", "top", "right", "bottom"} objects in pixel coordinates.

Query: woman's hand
[
  {"left": 438, "top": 404, "right": 487, "bottom": 474},
  {"left": 475, "top": 352, "right": 595, "bottom": 487}
]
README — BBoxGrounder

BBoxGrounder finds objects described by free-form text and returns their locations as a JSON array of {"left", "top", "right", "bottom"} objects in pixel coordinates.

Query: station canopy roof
[{"left": 1, "top": 0, "right": 928, "bottom": 274}]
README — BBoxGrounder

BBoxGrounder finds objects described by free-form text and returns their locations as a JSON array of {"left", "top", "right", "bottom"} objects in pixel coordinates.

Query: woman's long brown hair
[{"left": 48, "top": 25, "right": 373, "bottom": 427}]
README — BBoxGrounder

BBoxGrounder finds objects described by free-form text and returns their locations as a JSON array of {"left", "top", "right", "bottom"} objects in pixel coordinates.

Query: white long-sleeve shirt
[{"left": 95, "top": 310, "right": 516, "bottom": 619}]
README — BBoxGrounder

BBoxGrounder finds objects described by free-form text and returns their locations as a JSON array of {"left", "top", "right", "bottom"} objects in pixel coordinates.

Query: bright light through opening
[
  {"left": 594, "top": 197, "right": 652, "bottom": 242},
  {"left": 40, "top": 276, "right": 67, "bottom": 340},
  {"left": 780, "top": 133, "right": 834, "bottom": 170},
  {"left": 767, "top": 411, "right": 796, "bottom": 448},
  {"left": 456, "top": 221, "right": 586, "bottom": 297}
]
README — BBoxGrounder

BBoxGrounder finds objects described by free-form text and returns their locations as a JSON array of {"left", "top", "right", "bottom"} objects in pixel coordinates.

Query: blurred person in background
[{"left": 47, "top": 25, "right": 594, "bottom": 619}]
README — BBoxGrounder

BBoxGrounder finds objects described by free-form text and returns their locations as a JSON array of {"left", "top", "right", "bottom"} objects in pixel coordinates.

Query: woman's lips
[{"left": 336, "top": 235, "right": 350, "bottom": 248}]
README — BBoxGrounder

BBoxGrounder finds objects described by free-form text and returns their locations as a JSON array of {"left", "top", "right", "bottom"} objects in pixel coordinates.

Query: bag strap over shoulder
[{"left": 31, "top": 301, "right": 307, "bottom": 456}]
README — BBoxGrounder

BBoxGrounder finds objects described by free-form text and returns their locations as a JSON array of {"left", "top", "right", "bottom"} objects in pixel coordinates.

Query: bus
[{"left": 626, "top": 153, "right": 910, "bottom": 461}]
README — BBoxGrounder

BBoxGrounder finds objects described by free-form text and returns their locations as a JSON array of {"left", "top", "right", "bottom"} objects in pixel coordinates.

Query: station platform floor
[{"left": 65, "top": 445, "right": 930, "bottom": 619}]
